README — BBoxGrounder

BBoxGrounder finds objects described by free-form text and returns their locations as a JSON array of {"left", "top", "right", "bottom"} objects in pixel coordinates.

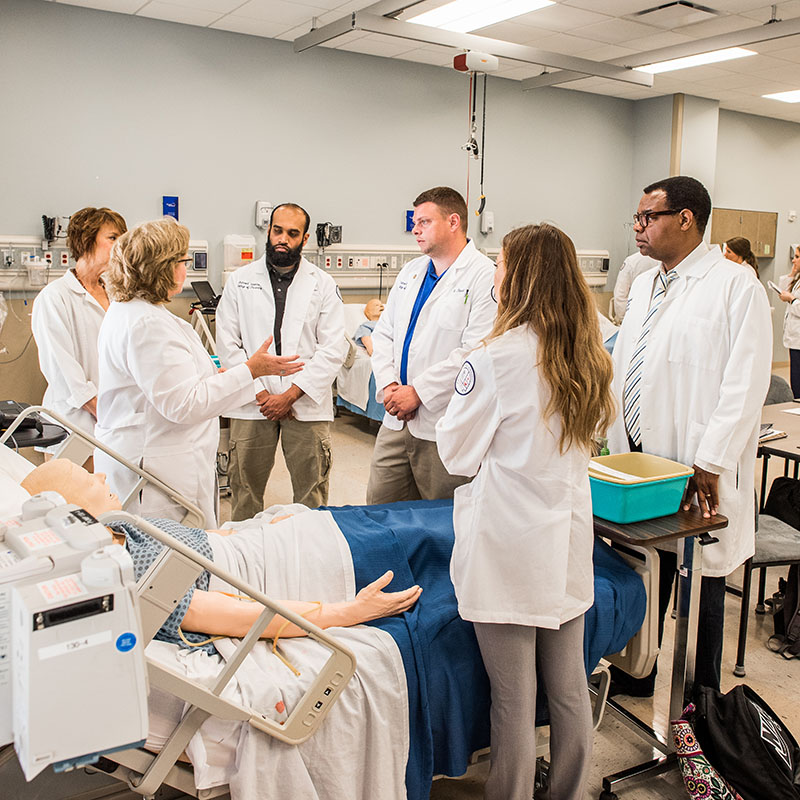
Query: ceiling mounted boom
[
  {"left": 294, "top": 10, "right": 653, "bottom": 87},
  {"left": 521, "top": 14, "right": 800, "bottom": 90}
]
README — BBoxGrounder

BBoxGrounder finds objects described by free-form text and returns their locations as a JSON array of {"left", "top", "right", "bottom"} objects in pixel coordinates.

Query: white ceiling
[{"left": 45, "top": 0, "right": 800, "bottom": 124}]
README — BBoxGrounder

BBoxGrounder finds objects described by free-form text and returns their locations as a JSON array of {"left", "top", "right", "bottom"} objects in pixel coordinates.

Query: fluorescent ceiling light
[
  {"left": 763, "top": 89, "right": 800, "bottom": 103},
  {"left": 636, "top": 47, "right": 756, "bottom": 74},
  {"left": 408, "top": 0, "right": 555, "bottom": 33}
]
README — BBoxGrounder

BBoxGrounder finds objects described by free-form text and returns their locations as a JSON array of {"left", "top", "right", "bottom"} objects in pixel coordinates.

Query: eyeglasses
[
  {"left": 632, "top": 209, "right": 681, "bottom": 228},
  {"left": 175, "top": 257, "right": 193, "bottom": 266}
]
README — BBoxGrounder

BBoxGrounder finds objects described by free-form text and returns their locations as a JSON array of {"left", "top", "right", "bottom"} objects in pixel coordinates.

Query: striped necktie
[{"left": 623, "top": 268, "right": 679, "bottom": 446}]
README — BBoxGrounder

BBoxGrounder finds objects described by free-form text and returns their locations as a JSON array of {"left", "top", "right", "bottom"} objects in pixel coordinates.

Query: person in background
[
  {"left": 367, "top": 186, "right": 496, "bottom": 504},
  {"left": 778, "top": 245, "right": 800, "bottom": 397},
  {"left": 724, "top": 236, "right": 759, "bottom": 278},
  {"left": 437, "top": 223, "right": 614, "bottom": 800},
  {"left": 608, "top": 176, "right": 772, "bottom": 696},
  {"left": 216, "top": 203, "right": 346, "bottom": 520},
  {"left": 31, "top": 207, "right": 127, "bottom": 463},
  {"left": 94, "top": 217, "right": 301, "bottom": 528},
  {"left": 612, "top": 250, "right": 659, "bottom": 322},
  {"left": 353, "top": 298, "right": 384, "bottom": 356}
]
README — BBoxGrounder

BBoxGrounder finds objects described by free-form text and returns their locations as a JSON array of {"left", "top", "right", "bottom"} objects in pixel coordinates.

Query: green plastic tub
[{"left": 589, "top": 453, "right": 694, "bottom": 524}]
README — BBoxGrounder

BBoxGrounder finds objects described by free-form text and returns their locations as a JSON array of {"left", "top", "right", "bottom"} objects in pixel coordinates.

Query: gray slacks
[
  {"left": 473, "top": 615, "right": 592, "bottom": 800},
  {"left": 366, "top": 423, "right": 469, "bottom": 504}
]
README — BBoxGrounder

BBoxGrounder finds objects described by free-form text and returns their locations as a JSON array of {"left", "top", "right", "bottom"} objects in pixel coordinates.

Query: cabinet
[{"left": 710, "top": 208, "right": 778, "bottom": 258}]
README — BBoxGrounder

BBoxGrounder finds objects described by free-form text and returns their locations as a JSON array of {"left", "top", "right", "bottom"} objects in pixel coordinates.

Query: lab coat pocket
[
  {"left": 437, "top": 293, "right": 470, "bottom": 331},
  {"left": 666, "top": 317, "right": 725, "bottom": 371}
]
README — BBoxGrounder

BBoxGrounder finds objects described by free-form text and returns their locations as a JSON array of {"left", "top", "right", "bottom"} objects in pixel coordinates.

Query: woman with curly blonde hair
[
  {"left": 437, "top": 223, "right": 615, "bottom": 800},
  {"left": 95, "top": 217, "right": 303, "bottom": 527}
]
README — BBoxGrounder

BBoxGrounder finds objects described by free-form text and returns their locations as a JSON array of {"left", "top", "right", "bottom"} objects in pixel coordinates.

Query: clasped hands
[
  {"left": 256, "top": 386, "right": 303, "bottom": 421},
  {"left": 383, "top": 382, "right": 421, "bottom": 421}
]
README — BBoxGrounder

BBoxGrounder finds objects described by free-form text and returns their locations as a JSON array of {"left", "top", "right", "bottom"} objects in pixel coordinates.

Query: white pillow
[{"left": 0, "top": 446, "right": 34, "bottom": 520}]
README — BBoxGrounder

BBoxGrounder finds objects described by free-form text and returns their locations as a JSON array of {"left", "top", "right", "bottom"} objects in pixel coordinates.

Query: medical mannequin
[
  {"left": 608, "top": 176, "right": 772, "bottom": 695},
  {"left": 31, "top": 207, "right": 127, "bottom": 461},
  {"left": 21, "top": 460, "right": 421, "bottom": 648},
  {"left": 367, "top": 186, "right": 496, "bottom": 503},
  {"left": 437, "top": 224, "right": 615, "bottom": 800},
  {"left": 94, "top": 218, "right": 303, "bottom": 529},
  {"left": 353, "top": 298, "right": 384, "bottom": 356}
]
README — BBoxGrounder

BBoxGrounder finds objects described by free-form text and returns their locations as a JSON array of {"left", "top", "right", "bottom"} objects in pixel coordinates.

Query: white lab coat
[
  {"left": 777, "top": 274, "right": 800, "bottom": 350},
  {"left": 215, "top": 256, "right": 346, "bottom": 420},
  {"left": 371, "top": 240, "right": 496, "bottom": 441},
  {"left": 30, "top": 270, "right": 103, "bottom": 439},
  {"left": 436, "top": 325, "right": 594, "bottom": 628},
  {"left": 613, "top": 252, "right": 659, "bottom": 322},
  {"left": 608, "top": 244, "right": 773, "bottom": 577},
  {"left": 94, "top": 299, "right": 256, "bottom": 527}
]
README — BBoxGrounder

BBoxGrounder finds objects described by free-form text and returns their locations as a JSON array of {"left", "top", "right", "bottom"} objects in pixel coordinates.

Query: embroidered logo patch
[{"left": 455, "top": 361, "right": 476, "bottom": 395}]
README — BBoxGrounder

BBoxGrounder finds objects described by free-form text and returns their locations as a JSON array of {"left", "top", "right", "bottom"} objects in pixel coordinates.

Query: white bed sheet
[
  {"left": 336, "top": 348, "right": 373, "bottom": 411},
  {"left": 143, "top": 510, "right": 410, "bottom": 800}
]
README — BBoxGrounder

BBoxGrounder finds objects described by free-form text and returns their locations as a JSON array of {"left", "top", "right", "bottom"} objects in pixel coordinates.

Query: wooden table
[
  {"left": 594, "top": 507, "right": 729, "bottom": 800},
  {"left": 759, "top": 401, "right": 800, "bottom": 507}
]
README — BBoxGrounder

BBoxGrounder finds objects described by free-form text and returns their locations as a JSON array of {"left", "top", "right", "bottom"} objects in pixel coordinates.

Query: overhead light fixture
[
  {"left": 763, "top": 89, "right": 800, "bottom": 103},
  {"left": 635, "top": 46, "right": 756, "bottom": 74},
  {"left": 407, "top": 0, "right": 555, "bottom": 33}
]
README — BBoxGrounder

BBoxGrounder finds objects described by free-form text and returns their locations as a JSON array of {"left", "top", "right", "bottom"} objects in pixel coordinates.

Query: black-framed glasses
[
  {"left": 175, "top": 257, "right": 193, "bottom": 266},
  {"left": 632, "top": 209, "right": 681, "bottom": 228}
]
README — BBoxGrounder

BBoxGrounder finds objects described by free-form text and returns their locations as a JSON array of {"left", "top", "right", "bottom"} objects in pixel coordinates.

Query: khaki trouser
[
  {"left": 366, "top": 424, "right": 469, "bottom": 504},
  {"left": 228, "top": 417, "right": 332, "bottom": 521}
]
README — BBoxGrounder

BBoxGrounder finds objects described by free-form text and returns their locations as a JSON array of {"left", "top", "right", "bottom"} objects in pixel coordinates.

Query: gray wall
[
  {"left": 714, "top": 109, "right": 800, "bottom": 361},
  {"left": 1, "top": 0, "right": 636, "bottom": 287}
]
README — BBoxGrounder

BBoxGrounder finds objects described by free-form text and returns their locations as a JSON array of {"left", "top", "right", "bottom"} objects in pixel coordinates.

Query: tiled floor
[{"left": 219, "top": 407, "right": 800, "bottom": 800}]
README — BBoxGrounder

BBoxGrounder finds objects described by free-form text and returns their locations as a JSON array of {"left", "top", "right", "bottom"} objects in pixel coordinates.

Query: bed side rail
[{"left": 0, "top": 405, "right": 206, "bottom": 528}]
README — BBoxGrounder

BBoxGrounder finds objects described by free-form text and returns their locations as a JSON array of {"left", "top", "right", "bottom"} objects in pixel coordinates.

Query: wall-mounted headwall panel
[{"left": 1, "top": 0, "right": 636, "bottom": 289}]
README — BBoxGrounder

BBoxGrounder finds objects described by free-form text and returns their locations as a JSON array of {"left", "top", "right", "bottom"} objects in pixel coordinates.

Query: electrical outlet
[
  {"left": 348, "top": 257, "right": 355, "bottom": 269},
  {"left": 336, "top": 256, "right": 343, "bottom": 269},
  {"left": 44, "top": 251, "right": 53, "bottom": 264},
  {"left": 60, "top": 251, "right": 69, "bottom": 267},
  {"left": 1, "top": 250, "right": 12, "bottom": 268},
  {"left": 391, "top": 256, "right": 397, "bottom": 270}
]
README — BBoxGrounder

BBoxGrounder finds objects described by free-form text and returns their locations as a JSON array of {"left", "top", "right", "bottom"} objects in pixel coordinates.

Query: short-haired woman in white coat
[
  {"left": 436, "top": 223, "right": 615, "bottom": 800},
  {"left": 95, "top": 218, "right": 303, "bottom": 528},
  {"left": 31, "top": 207, "right": 127, "bottom": 463}
]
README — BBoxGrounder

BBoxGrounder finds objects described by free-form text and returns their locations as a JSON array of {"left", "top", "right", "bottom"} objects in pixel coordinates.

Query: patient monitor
[{"left": 0, "top": 493, "right": 148, "bottom": 780}]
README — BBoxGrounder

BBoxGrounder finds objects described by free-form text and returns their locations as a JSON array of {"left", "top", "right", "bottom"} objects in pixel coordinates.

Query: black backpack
[
  {"left": 691, "top": 684, "right": 800, "bottom": 800},
  {"left": 761, "top": 478, "right": 800, "bottom": 658}
]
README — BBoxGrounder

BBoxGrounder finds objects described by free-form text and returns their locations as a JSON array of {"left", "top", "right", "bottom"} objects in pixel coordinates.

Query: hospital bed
[
  {"left": 1, "top": 411, "right": 657, "bottom": 800},
  {"left": 336, "top": 303, "right": 384, "bottom": 423}
]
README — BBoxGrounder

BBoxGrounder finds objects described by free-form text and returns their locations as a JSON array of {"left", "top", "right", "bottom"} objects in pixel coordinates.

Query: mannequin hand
[
  {"left": 682, "top": 465, "right": 719, "bottom": 518},
  {"left": 246, "top": 336, "right": 304, "bottom": 379},
  {"left": 353, "top": 570, "right": 422, "bottom": 621}
]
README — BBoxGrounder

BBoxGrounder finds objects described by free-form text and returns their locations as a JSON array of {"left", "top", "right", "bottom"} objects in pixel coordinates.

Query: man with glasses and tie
[{"left": 607, "top": 176, "right": 772, "bottom": 696}]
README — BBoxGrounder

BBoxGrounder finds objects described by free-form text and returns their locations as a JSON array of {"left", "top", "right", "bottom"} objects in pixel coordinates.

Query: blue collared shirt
[{"left": 400, "top": 260, "right": 446, "bottom": 385}]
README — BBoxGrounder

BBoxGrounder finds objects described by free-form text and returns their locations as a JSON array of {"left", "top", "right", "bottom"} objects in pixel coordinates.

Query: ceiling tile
[
  {"left": 232, "top": 0, "right": 327, "bottom": 25},
  {"left": 335, "top": 33, "right": 417, "bottom": 57},
  {"left": 739, "top": 1, "right": 800, "bottom": 22},
  {"left": 752, "top": 34, "right": 800, "bottom": 52},
  {"left": 763, "top": 43, "right": 800, "bottom": 62},
  {"left": 465, "top": 20, "right": 551, "bottom": 45},
  {"left": 618, "top": 30, "right": 695, "bottom": 51},
  {"left": 146, "top": 0, "right": 243, "bottom": 12},
  {"left": 54, "top": 0, "right": 149, "bottom": 11},
  {"left": 572, "top": 18, "right": 662, "bottom": 44},
  {"left": 209, "top": 14, "right": 291, "bottom": 37},
  {"left": 509, "top": 4, "right": 612, "bottom": 33},
  {"left": 135, "top": 2, "right": 223, "bottom": 25},
  {"left": 563, "top": 0, "right": 656, "bottom": 15},
  {"left": 675, "top": 13, "right": 758, "bottom": 38},
  {"left": 528, "top": 32, "right": 598, "bottom": 55},
  {"left": 274, "top": 21, "right": 321, "bottom": 40}
]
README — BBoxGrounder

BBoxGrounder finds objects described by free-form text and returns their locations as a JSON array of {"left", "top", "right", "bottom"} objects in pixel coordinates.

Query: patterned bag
[{"left": 672, "top": 704, "right": 745, "bottom": 800}]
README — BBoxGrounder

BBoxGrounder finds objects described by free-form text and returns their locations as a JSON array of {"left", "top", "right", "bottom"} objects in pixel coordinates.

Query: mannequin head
[
  {"left": 21, "top": 460, "right": 121, "bottom": 517},
  {"left": 364, "top": 298, "right": 384, "bottom": 321}
]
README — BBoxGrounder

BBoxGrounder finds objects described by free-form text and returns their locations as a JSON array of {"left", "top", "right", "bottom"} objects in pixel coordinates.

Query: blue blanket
[
  {"left": 335, "top": 373, "right": 384, "bottom": 422},
  {"left": 328, "top": 499, "right": 646, "bottom": 800}
]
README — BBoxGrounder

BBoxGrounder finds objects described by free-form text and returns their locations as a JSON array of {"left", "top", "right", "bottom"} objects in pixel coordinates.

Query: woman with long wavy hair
[{"left": 436, "top": 223, "right": 615, "bottom": 800}]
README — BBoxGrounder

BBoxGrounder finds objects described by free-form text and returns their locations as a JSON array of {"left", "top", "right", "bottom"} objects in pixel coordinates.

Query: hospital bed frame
[{"left": 0, "top": 405, "right": 207, "bottom": 528}]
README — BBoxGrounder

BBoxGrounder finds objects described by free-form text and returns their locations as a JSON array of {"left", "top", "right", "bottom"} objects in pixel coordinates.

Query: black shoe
[{"left": 607, "top": 678, "right": 655, "bottom": 698}]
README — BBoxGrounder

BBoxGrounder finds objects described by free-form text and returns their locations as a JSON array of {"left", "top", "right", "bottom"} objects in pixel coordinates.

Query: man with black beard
[{"left": 216, "top": 203, "right": 346, "bottom": 519}]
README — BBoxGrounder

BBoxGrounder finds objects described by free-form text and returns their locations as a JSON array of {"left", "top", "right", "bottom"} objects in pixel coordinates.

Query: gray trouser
[
  {"left": 473, "top": 615, "right": 592, "bottom": 800},
  {"left": 228, "top": 417, "right": 332, "bottom": 521},
  {"left": 365, "top": 423, "right": 470, "bottom": 504}
]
